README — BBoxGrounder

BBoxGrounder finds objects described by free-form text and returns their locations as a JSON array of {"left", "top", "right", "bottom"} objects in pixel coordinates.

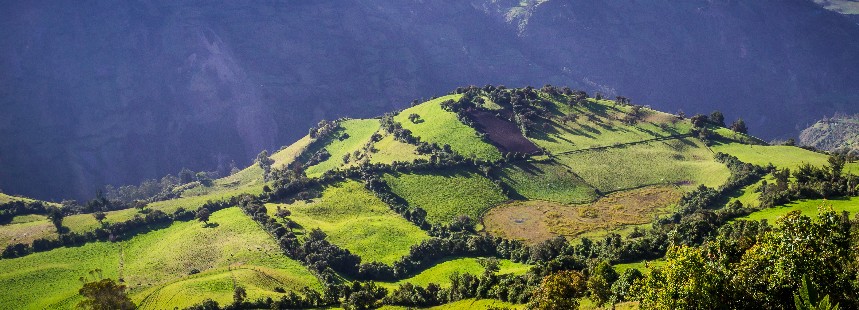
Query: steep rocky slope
[{"left": 2, "top": 0, "right": 858, "bottom": 200}]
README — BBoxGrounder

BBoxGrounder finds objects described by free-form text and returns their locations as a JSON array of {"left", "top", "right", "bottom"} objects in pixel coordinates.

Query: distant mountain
[
  {"left": 800, "top": 114, "right": 859, "bottom": 154},
  {"left": 2, "top": 0, "right": 859, "bottom": 200}
]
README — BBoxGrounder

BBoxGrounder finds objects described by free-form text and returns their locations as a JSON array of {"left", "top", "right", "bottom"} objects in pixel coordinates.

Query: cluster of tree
[
  {"left": 103, "top": 173, "right": 182, "bottom": 203},
  {"left": 255, "top": 150, "right": 275, "bottom": 180},
  {"left": 758, "top": 154, "right": 858, "bottom": 208},
  {"left": 632, "top": 209, "right": 858, "bottom": 309},
  {"left": 386, "top": 264, "right": 536, "bottom": 308},
  {"left": 308, "top": 119, "right": 340, "bottom": 139},
  {"left": 0, "top": 200, "right": 49, "bottom": 224}
]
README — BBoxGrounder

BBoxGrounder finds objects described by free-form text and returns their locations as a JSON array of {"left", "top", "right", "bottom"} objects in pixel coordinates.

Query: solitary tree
[
  {"left": 77, "top": 269, "right": 136, "bottom": 310},
  {"left": 710, "top": 111, "right": 726, "bottom": 127},
  {"left": 233, "top": 286, "right": 247, "bottom": 305},
  {"left": 528, "top": 270, "right": 587, "bottom": 310},
  {"left": 730, "top": 118, "right": 748, "bottom": 134},
  {"left": 179, "top": 168, "right": 195, "bottom": 184},
  {"left": 47, "top": 206, "right": 64, "bottom": 233},
  {"left": 196, "top": 208, "right": 211, "bottom": 226},
  {"left": 92, "top": 211, "right": 106, "bottom": 226}
]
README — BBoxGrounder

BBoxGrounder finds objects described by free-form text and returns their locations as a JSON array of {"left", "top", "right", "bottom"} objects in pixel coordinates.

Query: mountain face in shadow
[{"left": 2, "top": 0, "right": 858, "bottom": 200}]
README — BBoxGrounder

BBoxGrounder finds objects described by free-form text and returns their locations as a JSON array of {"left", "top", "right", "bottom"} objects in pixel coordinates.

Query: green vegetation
[
  {"left": 738, "top": 197, "right": 859, "bottom": 222},
  {"left": 0, "top": 218, "right": 56, "bottom": 248},
  {"left": 270, "top": 181, "right": 429, "bottom": 264},
  {"left": 148, "top": 185, "right": 264, "bottom": 214},
  {"left": 530, "top": 98, "right": 692, "bottom": 154},
  {"left": 379, "top": 257, "right": 531, "bottom": 290},
  {"left": 383, "top": 169, "right": 507, "bottom": 225},
  {"left": 710, "top": 142, "right": 830, "bottom": 169},
  {"left": 429, "top": 299, "right": 523, "bottom": 309},
  {"left": 271, "top": 135, "right": 312, "bottom": 169},
  {"left": 395, "top": 95, "right": 501, "bottom": 161},
  {"left": 496, "top": 160, "right": 598, "bottom": 204},
  {"left": 0, "top": 208, "right": 321, "bottom": 310},
  {"left": 370, "top": 133, "right": 427, "bottom": 165},
  {"left": 63, "top": 208, "right": 140, "bottom": 234},
  {"left": 559, "top": 138, "right": 730, "bottom": 192},
  {"left": 305, "top": 119, "right": 380, "bottom": 177}
]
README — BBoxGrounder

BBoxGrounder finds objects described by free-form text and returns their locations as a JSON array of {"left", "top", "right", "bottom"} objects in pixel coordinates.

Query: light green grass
[
  {"left": 0, "top": 218, "right": 56, "bottom": 248},
  {"left": 737, "top": 197, "right": 859, "bottom": 223},
  {"left": 395, "top": 95, "right": 501, "bottom": 161},
  {"left": 305, "top": 119, "right": 381, "bottom": 177},
  {"left": 497, "top": 160, "right": 598, "bottom": 204},
  {"left": 559, "top": 138, "right": 730, "bottom": 193},
  {"left": 429, "top": 299, "right": 524, "bottom": 310},
  {"left": 0, "top": 208, "right": 321, "bottom": 310},
  {"left": 710, "top": 142, "right": 830, "bottom": 170},
  {"left": 530, "top": 98, "right": 692, "bottom": 154},
  {"left": 370, "top": 133, "right": 427, "bottom": 165},
  {"left": 271, "top": 135, "right": 313, "bottom": 169},
  {"left": 378, "top": 257, "right": 531, "bottom": 291},
  {"left": 63, "top": 208, "right": 141, "bottom": 234},
  {"left": 148, "top": 185, "right": 264, "bottom": 214},
  {"left": 270, "top": 180, "right": 429, "bottom": 264},
  {"left": 0, "top": 193, "right": 59, "bottom": 207},
  {"left": 10, "top": 214, "right": 47, "bottom": 224},
  {"left": 383, "top": 169, "right": 508, "bottom": 225}
]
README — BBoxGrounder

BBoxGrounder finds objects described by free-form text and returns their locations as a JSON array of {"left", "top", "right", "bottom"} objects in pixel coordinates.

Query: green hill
[{"left": 3, "top": 85, "right": 857, "bottom": 309}]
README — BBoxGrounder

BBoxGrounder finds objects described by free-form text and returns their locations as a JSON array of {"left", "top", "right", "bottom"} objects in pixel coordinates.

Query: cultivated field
[
  {"left": 383, "top": 169, "right": 508, "bottom": 225},
  {"left": 395, "top": 95, "right": 502, "bottom": 161},
  {"left": 557, "top": 138, "right": 730, "bottom": 193},
  {"left": 269, "top": 180, "right": 430, "bottom": 264},
  {"left": 467, "top": 109, "right": 541, "bottom": 154},
  {"left": 710, "top": 142, "right": 830, "bottom": 170},
  {"left": 496, "top": 160, "right": 598, "bottom": 204},
  {"left": 484, "top": 186, "right": 681, "bottom": 244},
  {"left": 0, "top": 208, "right": 321, "bottom": 309}
]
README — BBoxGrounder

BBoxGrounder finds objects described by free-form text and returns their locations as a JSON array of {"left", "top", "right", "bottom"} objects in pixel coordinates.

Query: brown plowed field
[{"left": 467, "top": 109, "right": 541, "bottom": 154}]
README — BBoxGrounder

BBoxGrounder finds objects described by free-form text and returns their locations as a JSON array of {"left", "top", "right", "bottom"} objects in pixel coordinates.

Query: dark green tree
[
  {"left": 710, "top": 111, "right": 726, "bottom": 127},
  {"left": 730, "top": 118, "right": 748, "bottom": 134},
  {"left": 195, "top": 207, "right": 211, "bottom": 226},
  {"left": 77, "top": 269, "right": 136, "bottom": 310}
]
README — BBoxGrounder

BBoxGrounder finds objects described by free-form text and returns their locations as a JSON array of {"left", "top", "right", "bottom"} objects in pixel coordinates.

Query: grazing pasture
[
  {"left": 496, "top": 160, "right": 598, "bottom": 204},
  {"left": 383, "top": 169, "right": 508, "bottom": 225},
  {"left": 269, "top": 180, "right": 429, "bottom": 264},
  {"left": 395, "top": 95, "right": 502, "bottom": 161}
]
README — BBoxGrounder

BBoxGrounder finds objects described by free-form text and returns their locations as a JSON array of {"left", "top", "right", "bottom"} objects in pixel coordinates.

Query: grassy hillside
[
  {"left": 484, "top": 186, "right": 681, "bottom": 244},
  {"left": 369, "top": 133, "right": 428, "bottom": 165},
  {"left": 383, "top": 169, "right": 508, "bottom": 225},
  {"left": 496, "top": 160, "right": 599, "bottom": 204},
  {"left": 738, "top": 197, "right": 859, "bottom": 223},
  {"left": 558, "top": 138, "right": 729, "bottom": 193},
  {"left": 395, "top": 95, "right": 502, "bottom": 161},
  {"left": 530, "top": 97, "right": 692, "bottom": 154},
  {"left": 269, "top": 180, "right": 429, "bottom": 264},
  {"left": 0, "top": 218, "right": 56, "bottom": 248},
  {"left": 379, "top": 257, "right": 530, "bottom": 291},
  {"left": 711, "top": 142, "right": 831, "bottom": 170},
  {"left": 0, "top": 208, "right": 321, "bottom": 309},
  {"left": 305, "top": 119, "right": 380, "bottom": 177}
]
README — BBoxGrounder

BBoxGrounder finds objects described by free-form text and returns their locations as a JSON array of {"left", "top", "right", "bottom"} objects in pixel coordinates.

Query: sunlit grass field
[
  {"left": 0, "top": 208, "right": 321, "bottom": 309},
  {"left": 496, "top": 160, "right": 599, "bottom": 204},
  {"left": 378, "top": 257, "right": 531, "bottom": 291},
  {"left": 383, "top": 169, "right": 508, "bottom": 225},
  {"left": 305, "top": 119, "right": 380, "bottom": 177},
  {"left": 269, "top": 180, "right": 429, "bottom": 264},
  {"left": 369, "top": 133, "right": 427, "bottom": 165},
  {"left": 558, "top": 138, "right": 729, "bottom": 193},
  {"left": 395, "top": 95, "right": 502, "bottom": 161}
]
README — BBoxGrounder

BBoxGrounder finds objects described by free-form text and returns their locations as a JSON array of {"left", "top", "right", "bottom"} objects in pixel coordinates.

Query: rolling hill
[{"left": 1, "top": 85, "right": 857, "bottom": 309}]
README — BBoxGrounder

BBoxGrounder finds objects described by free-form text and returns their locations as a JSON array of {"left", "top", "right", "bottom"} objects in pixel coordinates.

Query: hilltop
[
  {"left": 3, "top": 0, "right": 859, "bottom": 200},
  {"left": 2, "top": 85, "right": 859, "bottom": 309},
  {"left": 800, "top": 114, "right": 859, "bottom": 155}
]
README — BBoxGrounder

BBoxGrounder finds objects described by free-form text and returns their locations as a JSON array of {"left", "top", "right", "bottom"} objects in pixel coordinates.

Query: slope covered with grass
[
  {"left": 383, "top": 169, "right": 508, "bottom": 225},
  {"left": 304, "top": 119, "right": 380, "bottom": 177},
  {"left": 369, "top": 133, "right": 427, "bottom": 165},
  {"left": 0, "top": 208, "right": 321, "bottom": 309},
  {"left": 530, "top": 97, "right": 692, "bottom": 154},
  {"left": 737, "top": 197, "right": 859, "bottom": 223},
  {"left": 496, "top": 160, "right": 598, "bottom": 204},
  {"left": 378, "top": 257, "right": 530, "bottom": 291},
  {"left": 710, "top": 142, "right": 830, "bottom": 170},
  {"left": 270, "top": 180, "right": 429, "bottom": 264},
  {"left": 558, "top": 138, "right": 729, "bottom": 193},
  {"left": 395, "top": 95, "right": 501, "bottom": 161}
]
